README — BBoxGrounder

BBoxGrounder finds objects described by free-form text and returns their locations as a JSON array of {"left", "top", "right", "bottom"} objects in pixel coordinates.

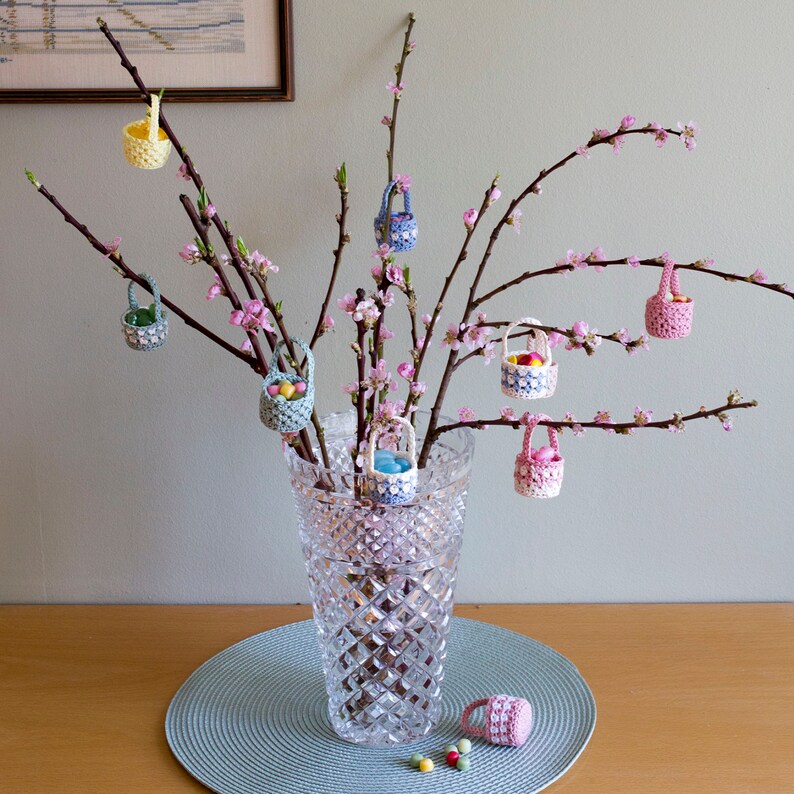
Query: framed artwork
[{"left": 0, "top": 0, "right": 293, "bottom": 102}]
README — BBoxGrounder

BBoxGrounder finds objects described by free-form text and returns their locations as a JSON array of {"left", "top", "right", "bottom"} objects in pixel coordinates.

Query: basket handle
[
  {"left": 127, "top": 273, "right": 162, "bottom": 322},
  {"left": 656, "top": 257, "right": 682, "bottom": 299},
  {"left": 377, "top": 180, "right": 398, "bottom": 223},
  {"left": 367, "top": 415, "right": 417, "bottom": 472},
  {"left": 460, "top": 699, "right": 489, "bottom": 738},
  {"left": 521, "top": 413, "right": 559, "bottom": 459},
  {"left": 501, "top": 317, "right": 552, "bottom": 364},
  {"left": 269, "top": 337, "right": 314, "bottom": 384},
  {"left": 147, "top": 94, "right": 161, "bottom": 145}
]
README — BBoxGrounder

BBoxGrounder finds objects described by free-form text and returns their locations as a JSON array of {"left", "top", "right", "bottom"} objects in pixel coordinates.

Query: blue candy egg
[
  {"left": 375, "top": 461, "right": 402, "bottom": 474},
  {"left": 395, "top": 457, "right": 412, "bottom": 472},
  {"left": 374, "top": 449, "right": 396, "bottom": 464}
]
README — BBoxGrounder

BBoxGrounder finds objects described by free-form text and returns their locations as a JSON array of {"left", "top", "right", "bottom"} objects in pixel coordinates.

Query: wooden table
[{"left": 1, "top": 604, "right": 792, "bottom": 792}]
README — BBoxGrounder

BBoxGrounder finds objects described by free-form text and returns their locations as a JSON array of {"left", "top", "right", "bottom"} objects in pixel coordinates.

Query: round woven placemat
[{"left": 166, "top": 617, "right": 596, "bottom": 794}]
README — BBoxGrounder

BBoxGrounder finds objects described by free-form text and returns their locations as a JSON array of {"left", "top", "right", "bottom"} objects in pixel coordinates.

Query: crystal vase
[{"left": 286, "top": 411, "right": 475, "bottom": 747}]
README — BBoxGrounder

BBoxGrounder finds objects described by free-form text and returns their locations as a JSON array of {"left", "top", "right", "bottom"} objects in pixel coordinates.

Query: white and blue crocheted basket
[
  {"left": 500, "top": 316, "right": 558, "bottom": 400},
  {"left": 365, "top": 416, "right": 418, "bottom": 505},
  {"left": 374, "top": 180, "right": 417, "bottom": 252},
  {"left": 120, "top": 273, "right": 168, "bottom": 351},
  {"left": 259, "top": 337, "right": 315, "bottom": 433}
]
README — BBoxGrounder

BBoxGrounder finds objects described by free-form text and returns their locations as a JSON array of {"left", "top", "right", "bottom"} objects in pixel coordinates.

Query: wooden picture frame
[{"left": 0, "top": 0, "right": 293, "bottom": 102}]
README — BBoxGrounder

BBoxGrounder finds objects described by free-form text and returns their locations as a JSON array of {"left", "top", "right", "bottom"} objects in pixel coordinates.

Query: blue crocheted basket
[
  {"left": 120, "top": 273, "right": 168, "bottom": 351},
  {"left": 373, "top": 180, "right": 417, "bottom": 252},
  {"left": 259, "top": 337, "right": 315, "bottom": 433},
  {"left": 500, "top": 316, "right": 558, "bottom": 400},
  {"left": 365, "top": 416, "right": 418, "bottom": 505}
]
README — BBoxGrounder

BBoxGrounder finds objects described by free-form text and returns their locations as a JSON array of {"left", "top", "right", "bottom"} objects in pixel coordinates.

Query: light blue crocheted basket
[
  {"left": 365, "top": 416, "right": 418, "bottom": 505},
  {"left": 500, "top": 316, "right": 558, "bottom": 400},
  {"left": 120, "top": 273, "right": 168, "bottom": 351},
  {"left": 259, "top": 337, "right": 315, "bottom": 433},
  {"left": 374, "top": 180, "right": 418, "bottom": 252}
]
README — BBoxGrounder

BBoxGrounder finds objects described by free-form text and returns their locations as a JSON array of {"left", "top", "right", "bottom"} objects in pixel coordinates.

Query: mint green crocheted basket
[
  {"left": 259, "top": 337, "right": 315, "bottom": 433},
  {"left": 120, "top": 273, "right": 168, "bottom": 351}
]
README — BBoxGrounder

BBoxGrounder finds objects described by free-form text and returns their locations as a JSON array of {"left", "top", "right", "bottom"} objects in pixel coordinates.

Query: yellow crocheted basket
[{"left": 122, "top": 95, "right": 171, "bottom": 170}]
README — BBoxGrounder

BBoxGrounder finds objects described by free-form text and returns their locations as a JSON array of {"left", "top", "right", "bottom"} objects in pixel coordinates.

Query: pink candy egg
[
  {"left": 532, "top": 446, "right": 556, "bottom": 462},
  {"left": 266, "top": 384, "right": 280, "bottom": 397},
  {"left": 294, "top": 381, "right": 307, "bottom": 394}
]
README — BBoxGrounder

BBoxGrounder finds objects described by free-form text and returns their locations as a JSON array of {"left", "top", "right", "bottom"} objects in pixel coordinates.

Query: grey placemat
[{"left": 166, "top": 617, "right": 596, "bottom": 793}]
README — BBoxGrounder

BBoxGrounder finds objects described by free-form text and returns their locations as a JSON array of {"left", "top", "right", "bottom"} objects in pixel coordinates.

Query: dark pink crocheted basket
[{"left": 645, "top": 258, "right": 694, "bottom": 339}]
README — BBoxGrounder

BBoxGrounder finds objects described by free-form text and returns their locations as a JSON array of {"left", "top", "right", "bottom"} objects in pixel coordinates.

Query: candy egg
[
  {"left": 446, "top": 750, "right": 460, "bottom": 767},
  {"left": 395, "top": 457, "right": 412, "bottom": 473},
  {"left": 673, "top": 294, "right": 691, "bottom": 303},
  {"left": 507, "top": 355, "right": 518, "bottom": 364},
  {"left": 266, "top": 384, "right": 281, "bottom": 397},
  {"left": 528, "top": 353, "right": 545, "bottom": 366},
  {"left": 294, "top": 381, "right": 307, "bottom": 394},
  {"left": 533, "top": 445, "right": 556, "bottom": 462},
  {"left": 456, "top": 757, "right": 471, "bottom": 772},
  {"left": 279, "top": 382, "right": 296, "bottom": 399},
  {"left": 375, "top": 461, "right": 402, "bottom": 474},
  {"left": 273, "top": 394, "right": 287, "bottom": 402},
  {"left": 457, "top": 738, "right": 472, "bottom": 755},
  {"left": 444, "top": 745, "right": 458, "bottom": 755},
  {"left": 418, "top": 758, "right": 434, "bottom": 773},
  {"left": 409, "top": 752, "right": 423, "bottom": 768},
  {"left": 374, "top": 450, "right": 396, "bottom": 464},
  {"left": 288, "top": 391, "right": 303, "bottom": 401}
]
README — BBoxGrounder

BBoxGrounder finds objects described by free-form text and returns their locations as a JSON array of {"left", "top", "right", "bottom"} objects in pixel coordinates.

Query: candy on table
[
  {"left": 443, "top": 744, "right": 458, "bottom": 755},
  {"left": 409, "top": 752, "right": 423, "bottom": 768},
  {"left": 457, "top": 737, "right": 472, "bottom": 755},
  {"left": 446, "top": 749, "right": 460, "bottom": 767},
  {"left": 532, "top": 445, "right": 557, "bottom": 462},
  {"left": 456, "top": 756, "right": 471, "bottom": 772},
  {"left": 418, "top": 758, "right": 434, "bottom": 773}
]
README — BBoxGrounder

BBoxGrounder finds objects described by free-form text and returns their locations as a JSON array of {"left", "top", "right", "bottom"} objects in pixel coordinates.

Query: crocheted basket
[
  {"left": 514, "top": 414, "right": 564, "bottom": 499},
  {"left": 259, "top": 338, "right": 315, "bottom": 433},
  {"left": 461, "top": 695, "right": 533, "bottom": 747},
  {"left": 365, "top": 416, "right": 418, "bottom": 505},
  {"left": 373, "top": 180, "right": 417, "bottom": 252},
  {"left": 501, "top": 317, "right": 558, "bottom": 400},
  {"left": 122, "top": 95, "right": 172, "bottom": 170},
  {"left": 645, "top": 258, "right": 694, "bottom": 339},
  {"left": 120, "top": 273, "right": 168, "bottom": 351}
]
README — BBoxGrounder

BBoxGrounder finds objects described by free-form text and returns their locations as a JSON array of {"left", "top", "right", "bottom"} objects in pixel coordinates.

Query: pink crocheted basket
[
  {"left": 461, "top": 695, "right": 533, "bottom": 747},
  {"left": 514, "top": 413, "right": 564, "bottom": 499},
  {"left": 645, "top": 258, "right": 693, "bottom": 339}
]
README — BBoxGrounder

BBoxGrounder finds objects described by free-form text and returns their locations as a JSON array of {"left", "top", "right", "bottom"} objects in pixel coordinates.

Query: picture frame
[{"left": 0, "top": 0, "right": 293, "bottom": 102}]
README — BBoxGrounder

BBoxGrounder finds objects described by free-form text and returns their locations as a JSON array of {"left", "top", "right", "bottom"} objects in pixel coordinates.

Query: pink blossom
[
  {"left": 589, "top": 246, "right": 605, "bottom": 262},
  {"left": 482, "top": 341, "right": 498, "bottom": 365},
  {"left": 627, "top": 255, "right": 641, "bottom": 268},
  {"left": 500, "top": 406, "right": 517, "bottom": 421},
  {"left": 378, "top": 324, "right": 395, "bottom": 341},
  {"left": 373, "top": 399, "right": 408, "bottom": 425},
  {"left": 416, "top": 334, "right": 428, "bottom": 351},
  {"left": 487, "top": 187, "right": 502, "bottom": 206},
  {"left": 677, "top": 120, "right": 699, "bottom": 150},
  {"left": 575, "top": 145, "right": 591, "bottom": 160},
  {"left": 612, "top": 134, "right": 626, "bottom": 155},
  {"left": 627, "top": 335, "right": 650, "bottom": 357},
  {"left": 749, "top": 268, "right": 768, "bottom": 284},
  {"left": 201, "top": 203, "right": 216, "bottom": 220},
  {"left": 547, "top": 331, "right": 565, "bottom": 348},
  {"left": 620, "top": 115, "right": 636, "bottom": 130},
  {"left": 102, "top": 236, "right": 121, "bottom": 258},
  {"left": 381, "top": 115, "right": 392, "bottom": 127},
  {"left": 572, "top": 320, "right": 589, "bottom": 337},
  {"left": 397, "top": 362, "right": 415, "bottom": 380},
  {"left": 634, "top": 406, "right": 653, "bottom": 426},
  {"left": 407, "top": 40, "right": 416, "bottom": 52},
  {"left": 393, "top": 173, "right": 412, "bottom": 193},
  {"left": 648, "top": 122, "right": 669, "bottom": 148},
  {"left": 458, "top": 406, "right": 476, "bottom": 423},
  {"left": 409, "top": 381, "right": 426, "bottom": 397},
  {"left": 386, "top": 264, "right": 404, "bottom": 285},
  {"left": 594, "top": 410, "right": 612, "bottom": 426},
  {"left": 531, "top": 184, "right": 543, "bottom": 196},
  {"left": 229, "top": 299, "right": 274, "bottom": 333},
  {"left": 616, "top": 327, "right": 631, "bottom": 345},
  {"left": 240, "top": 337, "right": 252, "bottom": 353},
  {"left": 177, "top": 162, "right": 191, "bottom": 181},
  {"left": 462, "top": 322, "right": 494, "bottom": 351},
  {"left": 371, "top": 263, "right": 383, "bottom": 281},
  {"left": 320, "top": 313, "right": 334, "bottom": 333},
  {"left": 250, "top": 250, "right": 278, "bottom": 276},
  {"left": 179, "top": 242, "right": 202, "bottom": 264},
  {"left": 564, "top": 411, "right": 585, "bottom": 437},
  {"left": 463, "top": 208, "right": 478, "bottom": 230},
  {"left": 557, "top": 249, "right": 588, "bottom": 270},
  {"left": 378, "top": 289, "right": 395, "bottom": 308},
  {"left": 421, "top": 313, "right": 432, "bottom": 326},
  {"left": 592, "top": 128, "right": 611, "bottom": 141},
  {"left": 372, "top": 243, "right": 394, "bottom": 259},
  {"left": 364, "top": 359, "right": 397, "bottom": 398},
  {"left": 441, "top": 323, "right": 463, "bottom": 350},
  {"left": 722, "top": 417, "right": 734, "bottom": 432},
  {"left": 507, "top": 208, "right": 522, "bottom": 234},
  {"left": 387, "top": 81, "right": 405, "bottom": 97},
  {"left": 352, "top": 299, "right": 380, "bottom": 325},
  {"left": 206, "top": 273, "right": 224, "bottom": 301},
  {"left": 342, "top": 381, "right": 359, "bottom": 395},
  {"left": 337, "top": 293, "right": 357, "bottom": 314}
]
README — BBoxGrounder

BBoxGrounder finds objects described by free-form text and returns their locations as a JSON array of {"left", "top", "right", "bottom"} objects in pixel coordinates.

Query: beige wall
[{"left": 2, "top": 0, "right": 792, "bottom": 603}]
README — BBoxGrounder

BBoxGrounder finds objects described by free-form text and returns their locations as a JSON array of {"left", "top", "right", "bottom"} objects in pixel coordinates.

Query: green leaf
[
  {"left": 236, "top": 236, "right": 248, "bottom": 257},
  {"left": 24, "top": 169, "right": 41, "bottom": 188}
]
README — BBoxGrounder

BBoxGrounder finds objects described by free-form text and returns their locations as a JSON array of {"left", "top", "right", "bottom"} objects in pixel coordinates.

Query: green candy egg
[
  {"left": 134, "top": 308, "right": 154, "bottom": 326},
  {"left": 444, "top": 744, "right": 457, "bottom": 755},
  {"left": 273, "top": 394, "right": 287, "bottom": 402},
  {"left": 457, "top": 737, "right": 472, "bottom": 755},
  {"left": 409, "top": 752, "right": 423, "bottom": 768},
  {"left": 456, "top": 757, "right": 471, "bottom": 771}
]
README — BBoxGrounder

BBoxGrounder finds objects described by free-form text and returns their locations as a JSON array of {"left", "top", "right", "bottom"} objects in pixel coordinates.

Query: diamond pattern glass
[{"left": 286, "top": 411, "right": 475, "bottom": 746}]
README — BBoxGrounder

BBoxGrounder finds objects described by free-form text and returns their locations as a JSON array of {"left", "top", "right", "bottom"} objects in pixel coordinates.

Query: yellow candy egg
[
  {"left": 279, "top": 382, "right": 297, "bottom": 399},
  {"left": 418, "top": 758, "right": 434, "bottom": 773},
  {"left": 507, "top": 355, "right": 518, "bottom": 364}
]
